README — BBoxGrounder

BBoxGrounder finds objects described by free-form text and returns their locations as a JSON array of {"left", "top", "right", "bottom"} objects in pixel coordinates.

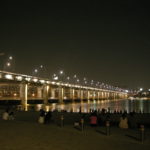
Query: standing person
[
  {"left": 90, "top": 112, "right": 97, "bottom": 127},
  {"left": 119, "top": 113, "right": 128, "bottom": 129},
  {"left": 38, "top": 109, "right": 45, "bottom": 124},
  {"left": 45, "top": 111, "right": 52, "bottom": 124}
]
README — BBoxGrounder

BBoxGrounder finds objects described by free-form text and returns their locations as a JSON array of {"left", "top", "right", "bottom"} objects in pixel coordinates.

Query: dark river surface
[{"left": 32, "top": 99, "right": 150, "bottom": 113}]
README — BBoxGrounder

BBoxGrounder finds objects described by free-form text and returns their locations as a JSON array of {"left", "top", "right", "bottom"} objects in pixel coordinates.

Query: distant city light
[
  {"left": 67, "top": 76, "right": 70, "bottom": 80},
  {"left": 73, "top": 74, "right": 77, "bottom": 78},
  {"left": 13, "top": 93, "right": 17, "bottom": 97},
  {"left": 9, "top": 56, "right": 13, "bottom": 60},
  {"left": 53, "top": 74, "right": 56, "bottom": 77},
  {"left": 6, "top": 62, "right": 11, "bottom": 67},
  {"left": 53, "top": 76, "right": 58, "bottom": 80},
  {"left": 34, "top": 69, "right": 38, "bottom": 73},
  {"left": 32, "top": 93, "right": 35, "bottom": 97},
  {"left": 140, "top": 88, "right": 143, "bottom": 91},
  {"left": 40, "top": 65, "right": 43, "bottom": 68},
  {"left": 60, "top": 70, "right": 63, "bottom": 75},
  {"left": 83, "top": 77, "right": 86, "bottom": 81}
]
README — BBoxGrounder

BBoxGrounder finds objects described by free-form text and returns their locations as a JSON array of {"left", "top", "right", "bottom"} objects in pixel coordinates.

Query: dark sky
[{"left": 0, "top": 0, "right": 150, "bottom": 89}]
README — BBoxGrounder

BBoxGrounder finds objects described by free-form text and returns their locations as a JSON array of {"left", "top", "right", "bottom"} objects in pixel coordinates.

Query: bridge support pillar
[
  {"left": 107, "top": 92, "right": 110, "bottom": 99},
  {"left": 105, "top": 92, "right": 108, "bottom": 99},
  {"left": 77, "top": 89, "right": 81, "bottom": 100},
  {"left": 43, "top": 85, "right": 49, "bottom": 105},
  {"left": 114, "top": 93, "right": 116, "bottom": 99},
  {"left": 92, "top": 91, "right": 95, "bottom": 100},
  {"left": 37, "top": 87, "right": 42, "bottom": 99},
  {"left": 20, "top": 83, "right": 28, "bottom": 111},
  {"left": 59, "top": 87, "right": 64, "bottom": 103},
  {"left": 80, "top": 90, "right": 83, "bottom": 102},
  {"left": 100, "top": 91, "right": 103, "bottom": 100},
  {"left": 102, "top": 91, "right": 104, "bottom": 99},
  {"left": 87, "top": 90, "right": 90, "bottom": 101},
  {"left": 97, "top": 91, "right": 100, "bottom": 100},
  {"left": 51, "top": 88, "right": 55, "bottom": 99},
  {"left": 70, "top": 88, "right": 75, "bottom": 102}
]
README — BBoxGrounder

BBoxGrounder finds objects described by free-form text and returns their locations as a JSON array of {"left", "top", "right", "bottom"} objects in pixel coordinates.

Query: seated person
[{"left": 119, "top": 113, "right": 128, "bottom": 129}]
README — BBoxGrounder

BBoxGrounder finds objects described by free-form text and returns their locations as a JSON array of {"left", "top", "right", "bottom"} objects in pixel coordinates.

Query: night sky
[{"left": 0, "top": 0, "right": 150, "bottom": 89}]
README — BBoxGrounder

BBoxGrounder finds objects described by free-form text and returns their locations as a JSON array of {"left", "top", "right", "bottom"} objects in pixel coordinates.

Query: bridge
[{"left": 0, "top": 70, "right": 128, "bottom": 111}]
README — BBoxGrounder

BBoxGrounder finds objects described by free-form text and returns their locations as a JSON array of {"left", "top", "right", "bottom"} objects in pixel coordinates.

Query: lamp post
[
  {"left": 66, "top": 76, "right": 70, "bottom": 83},
  {"left": 57, "top": 70, "right": 64, "bottom": 103},
  {"left": 3, "top": 55, "right": 14, "bottom": 72},
  {"left": 52, "top": 74, "right": 58, "bottom": 81},
  {"left": 32, "top": 65, "right": 45, "bottom": 77},
  {"left": 59, "top": 70, "right": 64, "bottom": 82}
]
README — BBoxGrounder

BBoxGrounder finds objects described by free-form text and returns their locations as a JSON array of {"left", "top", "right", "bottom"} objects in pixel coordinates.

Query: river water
[{"left": 32, "top": 99, "right": 150, "bottom": 113}]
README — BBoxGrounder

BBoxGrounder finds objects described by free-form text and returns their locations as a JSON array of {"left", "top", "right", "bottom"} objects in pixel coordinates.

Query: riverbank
[
  {"left": 1, "top": 110, "right": 150, "bottom": 126},
  {"left": 0, "top": 113, "right": 150, "bottom": 150}
]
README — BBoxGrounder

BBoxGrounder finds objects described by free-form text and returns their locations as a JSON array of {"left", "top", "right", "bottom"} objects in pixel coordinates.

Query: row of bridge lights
[
  {"left": 1, "top": 56, "right": 128, "bottom": 93},
  {"left": 2, "top": 56, "right": 121, "bottom": 92},
  {"left": 2, "top": 71, "right": 127, "bottom": 92},
  {"left": 50, "top": 70, "right": 128, "bottom": 93},
  {"left": 2, "top": 73, "right": 89, "bottom": 89}
]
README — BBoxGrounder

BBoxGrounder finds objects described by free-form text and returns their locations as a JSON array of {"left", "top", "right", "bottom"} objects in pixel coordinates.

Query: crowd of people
[
  {"left": 38, "top": 109, "right": 52, "bottom": 124},
  {"left": 89, "top": 109, "right": 138, "bottom": 129},
  {"left": 1, "top": 107, "right": 141, "bottom": 130}
]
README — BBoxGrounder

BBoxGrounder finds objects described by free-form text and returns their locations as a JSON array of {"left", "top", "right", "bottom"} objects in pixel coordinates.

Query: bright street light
[
  {"left": 34, "top": 69, "right": 38, "bottom": 73},
  {"left": 7, "top": 62, "right": 11, "bottom": 67},
  {"left": 53, "top": 76, "right": 58, "bottom": 80},
  {"left": 77, "top": 79, "right": 80, "bottom": 83},
  {"left": 40, "top": 65, "right": 43, "bottom": 68},
  {"left": 73, "top": 74, "right": 77, "bottom": 78},
  {"left": 59, "top": 70, "right": 64, "bottom": 75},
  {"left": 83, "top": 77, "right": 86, "bottom": 81},
  {"left": 140, "top": 88, "right": 143, "bottom": 91},
  {"left": 9, "top": 56, "right": 13, "bottom": 60}
]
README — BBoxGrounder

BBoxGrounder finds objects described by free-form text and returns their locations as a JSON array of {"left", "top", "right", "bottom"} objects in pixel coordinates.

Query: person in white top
[
  {"left": 2, "top": 110, "right": 9, "bottom": 120},
  {"left": 119, "top": 113, "right": 128, "bottom": 129}
]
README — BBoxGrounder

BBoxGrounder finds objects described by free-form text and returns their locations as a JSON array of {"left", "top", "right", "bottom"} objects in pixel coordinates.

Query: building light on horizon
[{"left": 140, "top": 88, "right": 143, "bottom": 91}]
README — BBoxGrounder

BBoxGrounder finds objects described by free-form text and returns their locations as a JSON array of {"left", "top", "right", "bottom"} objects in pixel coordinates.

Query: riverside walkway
[{"left": 0, "top": 111, "right": 150, "bottom": 150}]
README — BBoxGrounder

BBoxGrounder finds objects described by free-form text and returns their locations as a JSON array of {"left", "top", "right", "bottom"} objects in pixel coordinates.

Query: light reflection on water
[{"left": 32, "top": 99, "right": 150, "bottom": 113}]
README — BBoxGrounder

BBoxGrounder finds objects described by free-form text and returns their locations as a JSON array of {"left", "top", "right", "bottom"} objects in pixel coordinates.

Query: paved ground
[{"left": 0, "top": 112, "right": 150, "bottom": 150}]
